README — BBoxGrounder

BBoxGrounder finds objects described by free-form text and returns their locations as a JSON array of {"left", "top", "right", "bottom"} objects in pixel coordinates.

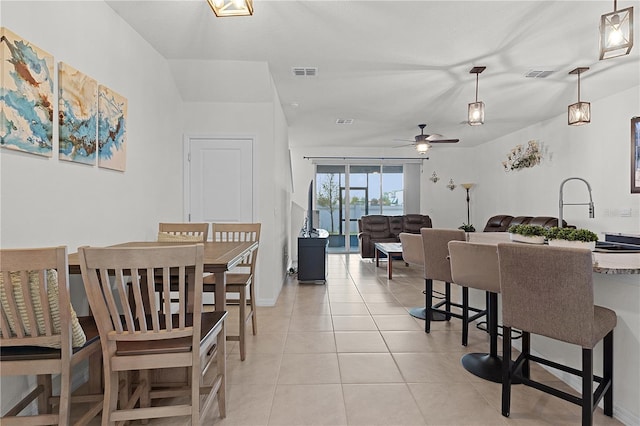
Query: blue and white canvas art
[
  {"left": 0, "top": 27, "right": 54, "bottom": 157},
  {"left": 98, "top": 85, "right": 127, "bottom": 171},
  {"left": 58, "top": 62, "right": 97, "bottom": 165}
]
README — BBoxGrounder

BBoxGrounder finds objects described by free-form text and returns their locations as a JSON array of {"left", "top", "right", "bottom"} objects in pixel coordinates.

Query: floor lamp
[{"left": 462, "top": 183, "right": 474, "bottom": 225}]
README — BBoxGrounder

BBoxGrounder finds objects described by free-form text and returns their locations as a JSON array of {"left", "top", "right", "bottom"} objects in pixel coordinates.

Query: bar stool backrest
[
  {"left": 399, "top": 232, "right": 424, "bottom": 268},
  {"left": 421, "top": 228, "right": 465, "bottom": 282},
  {"left": 497, "top": 243, "right": 596, "bottom": 348},
  {"left": 448, "top": 241, "right": 500, "bottom": 293}
]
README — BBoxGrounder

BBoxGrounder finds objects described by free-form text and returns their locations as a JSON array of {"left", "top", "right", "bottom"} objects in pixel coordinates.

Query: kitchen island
[{"left": 466, "top": 232, "right": 640, "bottom": 424}]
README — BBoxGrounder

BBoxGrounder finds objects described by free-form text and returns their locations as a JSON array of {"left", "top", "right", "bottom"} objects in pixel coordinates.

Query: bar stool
[
  {"left": 448, "top": 241, "right": 517, "bottom": 383},
  {"left": 398, "top": 232, "right": 445, "bottom": 322},
  {"left": 497, "top": 243, "right": 616, "bottom": 425},
  {"left": 421, "top": 229, "right": 486, "bottom": 345}
]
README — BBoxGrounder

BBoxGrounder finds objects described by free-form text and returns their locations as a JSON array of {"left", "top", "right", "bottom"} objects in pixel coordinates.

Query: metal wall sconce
[
  {"left": 429, "top": 172, "right": 440, "bottom": 183},
  {"left": 207, "top": 0, "right": 254, "bottom": 17},
  {"left": 568, "top": 67, "right": 591, "bottom": 126},
  {"left": 447, "top": 179, "right": 456, "bottom": 191},
  {"left": 599, "top": 0, "right": 634, "bottom": 60},
  {"left": 468, "top": 66, "right": 486, "bottom": 126}
]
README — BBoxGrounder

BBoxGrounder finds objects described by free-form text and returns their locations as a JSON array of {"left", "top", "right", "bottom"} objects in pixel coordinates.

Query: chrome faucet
[{"left": 558, "top": 177, "right": 594, "bottom": 228}]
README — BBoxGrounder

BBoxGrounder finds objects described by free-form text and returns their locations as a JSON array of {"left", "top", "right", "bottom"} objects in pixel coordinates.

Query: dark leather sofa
[
  {"left": 357, "top": 214, "right": 432, "bottom": 258},
  {"left": 483, "top": 215, "right": 570, "bottom": 232}
]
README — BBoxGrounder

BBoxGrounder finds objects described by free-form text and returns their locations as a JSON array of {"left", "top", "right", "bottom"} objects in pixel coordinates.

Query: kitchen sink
[{"left": 594, "top": 241, "right": 640, "bottom": 253}]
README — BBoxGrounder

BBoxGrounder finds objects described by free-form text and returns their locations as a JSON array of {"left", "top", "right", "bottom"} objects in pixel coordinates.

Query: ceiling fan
[{"left": 394, "top": 124, "right": 459, "bottom": 154}]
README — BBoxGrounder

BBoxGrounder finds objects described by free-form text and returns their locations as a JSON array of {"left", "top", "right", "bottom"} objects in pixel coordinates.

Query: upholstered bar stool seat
[{"left": 497, "top": 243, "right": 616, "bottom": 426}]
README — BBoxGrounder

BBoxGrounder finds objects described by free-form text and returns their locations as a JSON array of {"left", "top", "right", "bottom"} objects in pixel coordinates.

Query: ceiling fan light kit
[
  {"left": 468, "top": 66, "right": 486, "bottom": 126},
  {"left": 599, "top": 0, "right": 634, "bottom": 60},
  {"left": 568, "top": 67, "right": 591, "bottom": 126},
  {"left": 207, "top": 0, "right": 253, "bottom": 17}
]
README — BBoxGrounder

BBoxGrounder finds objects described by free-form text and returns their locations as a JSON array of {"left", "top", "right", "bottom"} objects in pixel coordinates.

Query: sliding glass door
[{"left": 316, "top": 163, "right": 404, "bottom": 253}]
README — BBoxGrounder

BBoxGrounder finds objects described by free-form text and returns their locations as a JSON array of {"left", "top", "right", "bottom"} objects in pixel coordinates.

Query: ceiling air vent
[
  {"left": 292, "top": 67, "right": 318, "bottom": 77},
  {"left": 525, "top": 69, "right": 555, "bottom": 78},
  {"left": 336, "top": 119, "right": 354, "bottom": 125}
]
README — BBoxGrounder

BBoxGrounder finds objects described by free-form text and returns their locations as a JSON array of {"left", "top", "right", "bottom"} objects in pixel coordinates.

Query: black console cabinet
[{"left": 297, "top": 229, "right": 329, "bottom": 282}]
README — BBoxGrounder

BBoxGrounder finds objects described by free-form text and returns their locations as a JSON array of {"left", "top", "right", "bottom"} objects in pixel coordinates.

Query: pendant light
[
  {"left": 468, "top": 66, "right": 486, "bottom": 126},
  {"left": 207, "top": 0, "right": 253, "bottom": 17},
  {"left": 599, "top": 0, "right": 634, "bottom": 60},
  {"left": 568, "top": 67, "right": 590, "bottom": 126}
]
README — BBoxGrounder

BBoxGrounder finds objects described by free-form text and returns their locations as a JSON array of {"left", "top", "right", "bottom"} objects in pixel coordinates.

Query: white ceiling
[{"left": 107, "top": 0, "right": 639, "bottom": 151}]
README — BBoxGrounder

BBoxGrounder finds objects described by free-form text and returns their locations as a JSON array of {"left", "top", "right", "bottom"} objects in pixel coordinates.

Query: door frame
[{"left": 183, "top": 134, "right": 256, "bottom": 223}]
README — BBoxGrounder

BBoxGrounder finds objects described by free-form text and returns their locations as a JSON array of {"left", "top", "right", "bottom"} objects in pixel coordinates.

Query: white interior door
[{"left": 185, "top": 137, "right": 253, "bottom": 223}]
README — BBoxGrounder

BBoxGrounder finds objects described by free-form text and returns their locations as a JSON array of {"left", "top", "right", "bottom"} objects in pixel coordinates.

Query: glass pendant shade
[
  {"left": 468, "top": 66, "right": 486, "bottom": 126},
  {"left": 468, "top": 102, "right": 485, "bottom": 126},
  {"left": 568, "top": 102, "right": 591, "bottom": 125},
  {"left": 599, "top": 6, "right": 634, "bottom": 60},
  {"left": 207, "top": 0, "right": 253, "bottom": 17},
  {"left": 568, "top": 67, "right": 590, "bottom": 126},
  {"left": 416, "top": 141, "right": 431, "bottom": 154}
]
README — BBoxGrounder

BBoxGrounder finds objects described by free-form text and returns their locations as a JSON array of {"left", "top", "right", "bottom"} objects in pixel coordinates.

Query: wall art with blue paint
[
  {"left": 0, "top": 27, "right": 54, "bottom": 157},
  {"left": 58, "top": 62, "right": 97, "bottom": 165},
  {"left": 98, "top": 85, "right": 127, "bottom": 171}
]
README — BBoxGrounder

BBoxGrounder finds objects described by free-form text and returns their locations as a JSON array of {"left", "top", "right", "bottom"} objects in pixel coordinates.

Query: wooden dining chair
[
  {"left": 0, "top": 246, "right": 102, "bottom": 425},
  {"left": 78, "top": 244, "right": 227, "bottom": 425},
  {"left": 154, "top": 222, "right": 209, "bottom": 310},
  {"left": 203, "top": 222, "right": 261, "bottom": 361},
  {"left": 157, "top": 222, "right": 209, "bottom": 242}
]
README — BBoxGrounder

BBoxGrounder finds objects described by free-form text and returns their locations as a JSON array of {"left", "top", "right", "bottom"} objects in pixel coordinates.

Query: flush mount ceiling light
[
  {"left": 568, "top": 67, "right": 591, "bottom": 126},
  {"left": 207, "top": 0, "right": 253, "bottom": 17},
  {"left": 599, "top": 0, "right": 634, "bottom": 60},
  {"left": 468, "top": 66, "right": 486, "bottom": 126}
]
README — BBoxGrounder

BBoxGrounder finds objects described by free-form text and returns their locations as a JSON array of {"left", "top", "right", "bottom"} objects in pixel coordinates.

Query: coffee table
[{"left": 374, "top": 242, "right": 403, "bottom": 279}]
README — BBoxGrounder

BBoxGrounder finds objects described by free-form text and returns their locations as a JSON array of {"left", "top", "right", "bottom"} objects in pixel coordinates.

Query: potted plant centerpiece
[
  {"left": 544, "top": 227, "right": 598, "bottom": 251},
  {"left": 508, "top": 224, "right": 546, "bottom": 244},
  {"left": 458, "top": 223, "right": 476, "bottom": 232}
]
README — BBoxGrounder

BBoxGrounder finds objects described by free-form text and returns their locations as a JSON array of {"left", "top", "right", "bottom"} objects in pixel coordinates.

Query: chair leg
[
  {"left": 139, "top": 370, "right": 150, "bottom": 425},
  {"left": 239, "top": 286, "right": 247, "bottom": 361},
  {"left": 249, "top": 280, "right": 257, "bottom": 335},
  {"left": 521, "top": 332, "right": 530, "bottom": 379},
  {"left": 103, "top": 370, "right": 119, "bottom": 426},
  {"left": 603, "top": 331, "right": 614, "bottom": 417},
  {"left": 58, "top": 363, "right": 71, "bottom": 425},
  {"left": 501, "top": 325, "right": 512, "bottom": 418},
  {"left": 36, "top": 374, "right": 52, "bottom": 415},
  {"left": 582, "top": 348, "right": 594, "bottom": 426},
  {"left": 425, "top": 278, "right": 433, "bottom": 333},
  {"left": 462, "top": 286, "right": 469, "bottom": 346},
  {"left": 444, "top": 282, "right": 452, "bottom": 321}
]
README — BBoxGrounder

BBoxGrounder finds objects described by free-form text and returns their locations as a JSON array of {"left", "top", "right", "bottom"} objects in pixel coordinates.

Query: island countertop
[{"left": 468, "top": 232, "right": 640, "bottom": 275}]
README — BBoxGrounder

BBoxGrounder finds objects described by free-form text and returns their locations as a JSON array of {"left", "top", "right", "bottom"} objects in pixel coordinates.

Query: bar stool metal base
[
  {"left": 461, "top": 353, "right": 522, "bottom": 384},
  {"left": 409, "top": 307, "right": 447, "bottom": 321}
]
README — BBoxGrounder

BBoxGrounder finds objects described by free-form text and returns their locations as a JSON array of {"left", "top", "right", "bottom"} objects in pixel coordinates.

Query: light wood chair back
[
  {"left": 1, "top": 246, "right": 102, "bottom": 425},
  {"left": 158, "top": 222, "right": 209, "bottom": 241},
  {"left": 78, "top": 243, "right": 227, "bottom": 424},
  {"left": 207, "top": 222, "right": 261, "bottom": 361},
  {"left": 212, "top": 222, "right": 261, "bottom": 272}
]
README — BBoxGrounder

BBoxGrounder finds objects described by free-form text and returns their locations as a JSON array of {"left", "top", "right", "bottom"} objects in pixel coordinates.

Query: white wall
[
  {"left": 181, "top": 95, "right": 290, "bottom": 306},
  {"left": 468, "top": 85, "right": 640, "bottom": 236},
  {"left": 1, "top": 0, "right": 185, "bottom": 415}
]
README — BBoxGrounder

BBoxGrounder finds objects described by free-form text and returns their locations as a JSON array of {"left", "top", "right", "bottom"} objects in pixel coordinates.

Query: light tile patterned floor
[{"left": 77, "top": 254, "right": 622, "bottom": 425}]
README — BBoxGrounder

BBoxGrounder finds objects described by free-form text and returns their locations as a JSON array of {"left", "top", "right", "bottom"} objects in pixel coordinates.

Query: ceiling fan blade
[
  {"left": 392, "top": 142, "right": 415, "bottom": 148},
  {"left": 429, "top": 138, "right": 459, "bottom": 143}
]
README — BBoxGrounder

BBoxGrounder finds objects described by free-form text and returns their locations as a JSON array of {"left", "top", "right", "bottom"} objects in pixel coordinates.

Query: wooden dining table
[{"left": 68, "top": 240, "right": 259, "bottom": 312}]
